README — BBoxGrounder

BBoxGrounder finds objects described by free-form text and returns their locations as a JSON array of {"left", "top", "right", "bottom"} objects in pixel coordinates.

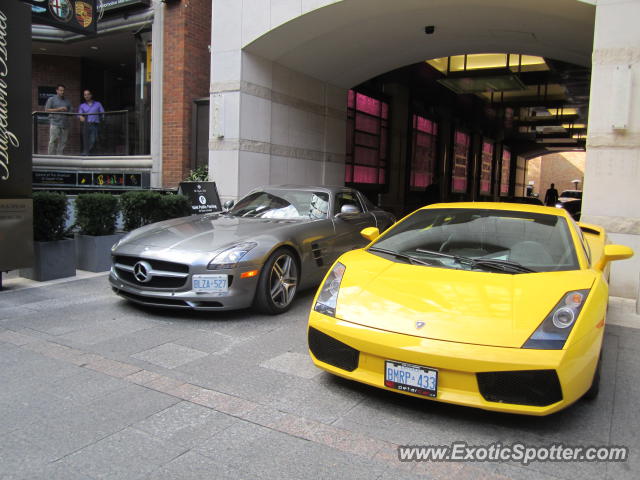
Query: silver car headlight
[
  {"left": 207, "top": 242, "right": 257, "bottom": 270},
  {"left": 522, "top": 289, "right": 590, "bottom": 350},
  {"left": 314, "top": 262, "right": 346, "bottom": 317}
]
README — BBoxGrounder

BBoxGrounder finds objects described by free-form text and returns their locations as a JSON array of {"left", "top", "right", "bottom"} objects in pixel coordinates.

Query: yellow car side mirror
[
  {"left": 596, "top": 244, "right": 634, "bottom": 271},
  {"left": 361, "top": 227, "right": 380, "bottom": 242}
]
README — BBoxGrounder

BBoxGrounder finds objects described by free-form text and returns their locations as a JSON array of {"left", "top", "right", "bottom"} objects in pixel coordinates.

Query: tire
[
  {"left": 583, "top": 352, "right": 602, "bottom": 400},
  {"left": 253, "top": 248, "right": 300, "bottom": 314}
]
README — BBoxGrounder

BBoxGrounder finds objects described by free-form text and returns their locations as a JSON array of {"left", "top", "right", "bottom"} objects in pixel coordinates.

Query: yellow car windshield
[{"left": 370, "top": 208, "right": 579, "bottom": 273}]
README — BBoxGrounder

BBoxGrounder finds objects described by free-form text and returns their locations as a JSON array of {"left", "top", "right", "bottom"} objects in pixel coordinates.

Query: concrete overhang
[{"left": 245, "top": 0, "right": 595, "bottom": 88}]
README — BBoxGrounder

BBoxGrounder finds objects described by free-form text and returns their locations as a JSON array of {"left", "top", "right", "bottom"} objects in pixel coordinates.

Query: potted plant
[
  {"left": 74, "top": 193, "right": 122, "bottom": 272},
  {"left": 20, "top": 192, "right": 75, "bottom": 281}
]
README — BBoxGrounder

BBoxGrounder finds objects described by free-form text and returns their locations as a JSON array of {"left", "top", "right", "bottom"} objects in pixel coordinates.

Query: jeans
[
  {"left": 48, "top": 125, "right": 68, "bottom": 155},
  {"left": 83, "top": 122, "right": 100, "bottom": 155}
]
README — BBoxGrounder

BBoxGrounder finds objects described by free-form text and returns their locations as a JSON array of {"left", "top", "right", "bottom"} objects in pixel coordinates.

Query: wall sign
[
  {"left": 33, "top": 170, "right": 77, "bottom": 185},
  {"left": 98, "top": 0, "right": 150, "bottom": 13},
  {"left": 27, "top": 0, "right": 98, "bottom": 35},
  {"left": 1, "top": 0, "right": 34, "bottom": 271},
  {"left": 32, "top": 170, "right": 144, "bottom": 188},
  {"left": 178, "top": 182, "right": 222, "bottom": 214}
]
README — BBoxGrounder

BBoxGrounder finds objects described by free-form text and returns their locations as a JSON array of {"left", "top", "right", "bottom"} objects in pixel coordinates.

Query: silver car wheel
[{"left": 269, "top": 253, "right": 298, "bottom": 308}]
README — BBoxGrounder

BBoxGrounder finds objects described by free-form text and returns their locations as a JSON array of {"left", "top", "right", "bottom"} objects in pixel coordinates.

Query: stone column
[
  {"left": 209, "top": 2, "right": 348, "bottom": 204},
  {"left": 582, "top": 0, "right": 640, "bottom": 298}
]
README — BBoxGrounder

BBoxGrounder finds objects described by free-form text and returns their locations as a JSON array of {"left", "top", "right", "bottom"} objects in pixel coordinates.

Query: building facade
[{"left": 207, "top": 0, "right": 640, "bottom": 299}]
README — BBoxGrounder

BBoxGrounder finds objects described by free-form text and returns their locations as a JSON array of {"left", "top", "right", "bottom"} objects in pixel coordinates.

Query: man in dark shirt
[
  {"left": 44, "top": 85, "right": 72, "bottom": 155},
  {"left": 544, "top": 183, "right": 559, "bottom": 206}
]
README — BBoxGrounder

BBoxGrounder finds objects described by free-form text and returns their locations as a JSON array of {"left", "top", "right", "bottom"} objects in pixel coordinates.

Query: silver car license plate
[{"left": 192, "top": 275, "right": 228, "bottom": 293}]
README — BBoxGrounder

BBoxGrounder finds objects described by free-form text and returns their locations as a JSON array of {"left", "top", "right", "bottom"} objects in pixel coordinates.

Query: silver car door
[{"left": 330, "top": 191, "right": 377, "bottom": 260}]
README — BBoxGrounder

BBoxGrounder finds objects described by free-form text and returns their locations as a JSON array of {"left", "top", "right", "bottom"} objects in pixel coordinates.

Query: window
[
  {"left": 334, "top": 191, "right": 364, "bottom": 215},
  {"left": 451, "top": 130, "right": 470, "bottom": 193},
  {"left": 410, "top": 115, "right": 438, "bottom": 191},
  {"left": 480, "top": 140, "right": 494, "bottom": 195},
  {"left": 500, "top": 148, "right": 511, "bottom": 196},
  {"left": 345, "top": 91, "right": 389, "bottom": 185}
]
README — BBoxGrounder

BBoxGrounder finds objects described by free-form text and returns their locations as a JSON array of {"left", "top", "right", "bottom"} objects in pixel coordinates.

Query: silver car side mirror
[
  {"left": 336, "top": 204, "right": 360, "bottom": 217},
  {"left": 223, "top": 199, "right": 235, "bottom": 212}
]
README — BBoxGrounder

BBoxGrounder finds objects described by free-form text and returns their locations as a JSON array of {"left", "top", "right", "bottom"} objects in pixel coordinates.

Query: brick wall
[
  {"left": 526, "top": 152, "right": 585, "bottom": 196},
  {"left": 162, "top": 0, "right": 212, "bottom": 187},
  {"left": 31, "top": 55, "right": 83, "bottom": 155}
]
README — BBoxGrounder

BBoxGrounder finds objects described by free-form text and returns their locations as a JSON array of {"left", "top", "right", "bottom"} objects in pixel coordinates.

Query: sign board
[
  {"left": 178, "top": 182, "right": 222, "bottom": 214},
  {"left": 0, "top": 0, "right": 34, "bottom": 271},
  {"left": 37, "top": 86, "right": 56, "bottom": 105},
  {"left": 33, "top": 170, "right": 77, "bottom": 185},
  {"left": 98, "top": 0, "right": 150, "bottom": 13},
  {"left": 32, "top": 170, "right": 145, "bottom": 188},
  {"left": 27, "top": 0, "right": 98, "bottom": 36},
  {"left": 0, "top": 199, "right": 33, "bottom": 271}
]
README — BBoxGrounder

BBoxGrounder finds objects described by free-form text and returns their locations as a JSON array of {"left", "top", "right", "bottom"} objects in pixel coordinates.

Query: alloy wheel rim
[{"left": 269, "top": 254, "right": 298, "bottom": 307}]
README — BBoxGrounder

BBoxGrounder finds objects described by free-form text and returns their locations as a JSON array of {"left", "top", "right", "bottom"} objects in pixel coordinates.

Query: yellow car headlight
[
  {"left": 522, "top": 289, "right": 590, "bottom": 350},
  {"left": 314, "top": 262, "right": 346, "bottom": 317}
]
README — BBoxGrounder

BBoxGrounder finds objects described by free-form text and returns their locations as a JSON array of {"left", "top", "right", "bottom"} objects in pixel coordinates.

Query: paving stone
[
  {"left": 60, "top": 427, "right": 188, "bottom": 480},
  {"left": 259, "top": 351, "right": 321, "bottom": 379},
  {"left": 173, "top": 330, "right": 236, "bottom": 354},
  {"left": 83, "top": 356, "right": 142, "bottom": 378},
  {"left": 125, "top": 369, "right": 162, "bottom": 385},
  {"left": 0, "top": 431, "right": 52, "bottom": 478},
  {"left": 86, "top": 383, "right": 180, "bottom": 426},
  {"left": 131, "top": 343, "right": 209, "bottom": 369},
  {"left": 132, "top": 401, "right": 237, "bottom": 448}
]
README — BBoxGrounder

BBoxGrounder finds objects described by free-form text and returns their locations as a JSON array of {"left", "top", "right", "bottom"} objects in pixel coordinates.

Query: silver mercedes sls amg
[{"left": 109, "top": 185, "right": 395, "bottom": 314}]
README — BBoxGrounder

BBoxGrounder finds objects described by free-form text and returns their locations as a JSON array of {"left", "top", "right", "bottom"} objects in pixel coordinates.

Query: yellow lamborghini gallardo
[{"left": 308, "top": 203, "right": 633, "bottom": 415}]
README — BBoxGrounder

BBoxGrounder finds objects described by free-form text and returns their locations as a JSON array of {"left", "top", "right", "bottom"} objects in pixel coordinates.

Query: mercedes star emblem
[{"left": 133, "top": 261, "right": 153, "bottom": 283}]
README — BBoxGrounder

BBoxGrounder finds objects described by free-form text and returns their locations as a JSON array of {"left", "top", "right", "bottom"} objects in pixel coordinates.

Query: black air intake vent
[
  {"left": 477, "top": 370, "right": 563, "bottom": 406},
  {"left": 308, "top": 327, "right": 359, "bottom": 372}
]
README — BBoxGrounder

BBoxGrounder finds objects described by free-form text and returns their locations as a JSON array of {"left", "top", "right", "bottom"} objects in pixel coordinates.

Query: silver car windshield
[
  {"left": 370, "top": 208, "right": 579, "bottom": 273},
  {"left": 230, "top": 190, "right": 330, "bottom": 220}
]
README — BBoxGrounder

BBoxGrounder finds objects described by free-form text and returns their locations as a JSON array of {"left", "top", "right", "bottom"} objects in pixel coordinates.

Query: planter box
[
  {"left": 76, "top": 233, "right": 125, "bottom": 272},
  {"left": 20, "top": 239, "right": 76, "bottom": 282}
]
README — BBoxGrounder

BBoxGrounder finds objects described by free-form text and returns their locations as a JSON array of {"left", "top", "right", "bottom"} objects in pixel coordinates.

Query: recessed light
[
  {"left": 90, "top": 46, "right": 99, "bottom": 50},
  {"left": 39, "top": 47, "right": 47, "bottom": 51}
]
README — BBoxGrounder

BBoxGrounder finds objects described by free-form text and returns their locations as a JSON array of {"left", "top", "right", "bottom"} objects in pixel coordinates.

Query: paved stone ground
[{"left": 0, "top": 273, "right": 639, "bottom": 480}]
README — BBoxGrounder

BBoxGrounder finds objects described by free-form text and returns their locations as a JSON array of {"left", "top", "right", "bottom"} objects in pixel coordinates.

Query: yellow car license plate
[{"left": 384, "top": 360, "right": 438, "bottom": 397}]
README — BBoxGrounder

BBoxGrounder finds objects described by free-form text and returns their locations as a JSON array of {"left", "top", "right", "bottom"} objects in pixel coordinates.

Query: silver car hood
[{"left": 121, "top": 214, "right": 305, "bottom": 252}]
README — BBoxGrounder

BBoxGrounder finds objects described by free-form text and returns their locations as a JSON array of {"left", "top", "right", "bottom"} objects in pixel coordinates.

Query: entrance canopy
[{"left": 245, "top": 0, "right": 595, "bottom": 89}]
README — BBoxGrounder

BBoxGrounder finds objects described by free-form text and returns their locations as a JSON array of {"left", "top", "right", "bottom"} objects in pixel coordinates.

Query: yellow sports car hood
[{"left": 334, "top": 250, "right": 595, "bottom": 348}]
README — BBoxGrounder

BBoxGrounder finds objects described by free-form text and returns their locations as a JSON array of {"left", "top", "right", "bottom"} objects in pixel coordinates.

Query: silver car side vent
[{"left": 311, "top": 243, "right": 324, "bottom": 267}]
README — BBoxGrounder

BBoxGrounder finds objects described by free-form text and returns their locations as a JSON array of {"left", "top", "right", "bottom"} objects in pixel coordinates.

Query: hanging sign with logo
[
  {"left": 178, "top": 182, "right": 223, "bottom": 214},
  {"left": 1, "top": 0, "right": 34, "bottom": 271},
  {"left": 26, "top": 0, "right": 97, "bottom": 35}
]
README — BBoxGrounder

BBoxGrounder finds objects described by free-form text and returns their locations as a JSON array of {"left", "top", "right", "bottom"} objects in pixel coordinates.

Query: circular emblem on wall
[
  {"left": 198, "top": 195, "right": 207, "bottom": 205},
  {"left": 75, "top": 1, "right": 94, "bottom": 28},
  {"left": 49, "top": 0, "right": 74, "bottom": 23}
]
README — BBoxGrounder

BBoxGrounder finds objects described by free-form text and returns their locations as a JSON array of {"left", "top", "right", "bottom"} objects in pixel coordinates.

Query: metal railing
[{"left": 32, "top": 110, "right": 130, "bottom": 156}]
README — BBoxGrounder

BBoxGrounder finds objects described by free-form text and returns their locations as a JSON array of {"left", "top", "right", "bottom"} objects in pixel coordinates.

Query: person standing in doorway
[
  {"left": 78, "top": 89, "right": 105, "bottom": 155},
  {"left": 44, "top": 84, "right": 72, "bottom": 155},
  {"left": 544, "top": 183, "right": 559, "bottom": 206}
]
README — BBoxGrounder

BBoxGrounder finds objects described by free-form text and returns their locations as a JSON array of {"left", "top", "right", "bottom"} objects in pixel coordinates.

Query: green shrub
[
  {"left": 157, "top": 194, "right": 191, "bottom": 222},
  {"left": 120, "top": 191, "right": 162, "bottom": 231},
  {"left": 32, "top": 192, "right": 69, "bottom": 241},
  {"left": 75, "top": 193, "right": 119, "bottom": 236},
  {"left": 120, "top": 191, "right": 191, "bottom": 231},
  {"left": 184, "top": 165, "right": 209, "bottom": 182}
]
